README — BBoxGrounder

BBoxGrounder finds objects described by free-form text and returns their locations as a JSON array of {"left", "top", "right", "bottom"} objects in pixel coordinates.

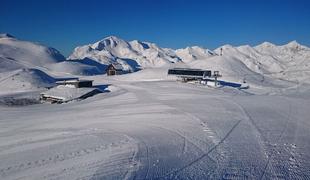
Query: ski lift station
[
  {"left": 167, "top": 68, "right": 251, "bottom": 89},
  {"left": 168, "top": 68, "right": 222, "bottom": 86},
  {"left": 168, "top": 68, "right": 212, "bottom": 81}
]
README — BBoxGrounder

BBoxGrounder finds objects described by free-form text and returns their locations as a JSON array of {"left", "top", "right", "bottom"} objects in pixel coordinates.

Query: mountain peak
[
  {"left": 0, "top": 33, "right": 15, "bottom": 39},
  {"left": 238, "top": 44, "right": 252, "bottom": 49},
  {"left": 91, "top": 35, "right": 128, "bottom": 50},
  {"left": 130, "top": 40, "right": 151, "bottom": 49},
  {"left": 219, "top": 44, "right": 235, "bottom": 50},
  {"left": 260, "top": 41, "right": 276, "bottom": 47},
  {"left": 187, "top": 46, "right": 204, "bottom": 50},
  {"left": 103, "top": 35, "right": 123, "bottom": 41},
  {"left": 95, "top": 35, "right": 127, "bottom": 45},
  {"left": 285, "top": 40, "right": 301, "bottom": 48}
]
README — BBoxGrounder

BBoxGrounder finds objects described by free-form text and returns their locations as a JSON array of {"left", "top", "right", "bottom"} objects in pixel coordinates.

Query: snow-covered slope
[
  {"left": 49, "top": 58, "right": 108, "bottom": 76},
  {"left": 68, "top": 36, "right": 181, "bottom": 70},
  {"left": 237, "top": 44, "right": 284, "bottom": 74},
  {"left": 0, "top": 34, "right": 65, "bottom": 72},
  {"left": 0, "top": 68, "right": 55, "bottom": 93},
  {"left": 188, "top": 55, "right": 269, "bottom": 85},
  {"left": 212, "top": 44, "right": 283, "bottom": 74}
]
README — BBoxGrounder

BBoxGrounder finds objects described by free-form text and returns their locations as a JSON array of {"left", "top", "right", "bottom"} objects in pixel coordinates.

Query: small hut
[{"left": 107, "top": 63, "right": 124, "bottom": 76}]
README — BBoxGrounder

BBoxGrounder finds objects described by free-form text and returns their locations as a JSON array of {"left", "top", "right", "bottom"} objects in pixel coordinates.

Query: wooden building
[{"left": 107, "top": 63, "right": 124, "bottom": 76}]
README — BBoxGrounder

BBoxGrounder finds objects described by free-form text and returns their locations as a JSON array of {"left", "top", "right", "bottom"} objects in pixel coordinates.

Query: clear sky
[{"left": 1, "top": 0, "right": 310, "bottom": 56}]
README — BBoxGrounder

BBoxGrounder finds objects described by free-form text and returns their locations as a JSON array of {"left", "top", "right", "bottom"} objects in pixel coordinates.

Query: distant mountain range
[{"left": 1, "top": 33, "right": 310, "bottom": 85}]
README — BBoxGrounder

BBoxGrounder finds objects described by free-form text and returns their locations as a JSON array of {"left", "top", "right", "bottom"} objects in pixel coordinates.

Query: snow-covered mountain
[
  {"left": 254, "top": 41, "right": 310, "bottom": 82},
  {"left": 68, "top": 36, "right": 182, "bottom": 70},
  {"left": 211, "top": 41, "right": 310, "bottom": 82},
  {"left": 255, "top": 41, "right": 310, "bottom": 69},
  {"left": 0, "top": 33, "right": 108, "bottom": 76},
  {"left": 0, "top": 34, "right": 65, "bottom": 72}
]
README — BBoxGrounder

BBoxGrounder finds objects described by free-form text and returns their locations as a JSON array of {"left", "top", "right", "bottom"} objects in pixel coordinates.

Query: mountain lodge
[{"left": 107, "top": 63, "right": 124, "bottom": 76}]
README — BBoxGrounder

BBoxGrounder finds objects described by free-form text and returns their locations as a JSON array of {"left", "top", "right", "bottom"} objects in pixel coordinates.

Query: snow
[{"left": 0, "top": 33, "right": 310, "bottom": 179}]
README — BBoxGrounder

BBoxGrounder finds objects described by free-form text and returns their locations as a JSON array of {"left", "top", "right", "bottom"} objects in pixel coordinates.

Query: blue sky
[{"left": 1, "top": 0, "right": 310, "bottom": 56}]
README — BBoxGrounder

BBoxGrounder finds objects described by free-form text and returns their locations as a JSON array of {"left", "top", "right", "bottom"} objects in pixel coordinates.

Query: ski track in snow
[
  {"left": 155, "top": 120, "right": 242, "bottom": 179},
  {"left": 0, "top": 80, "right": 310, "bottom": 179},
  {"left": 221, "top": 96, "right": 307, "bottom": 179}
]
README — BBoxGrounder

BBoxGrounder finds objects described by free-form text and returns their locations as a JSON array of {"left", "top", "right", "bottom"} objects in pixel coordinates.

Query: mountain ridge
[{"left": 1, "top": 33, "right": 310, "bottom": 84}]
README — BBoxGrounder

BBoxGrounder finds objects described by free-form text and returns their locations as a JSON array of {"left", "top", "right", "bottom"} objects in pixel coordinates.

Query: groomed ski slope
[{"left": 0, "top": 76, "right": 310, "bottom": 179}]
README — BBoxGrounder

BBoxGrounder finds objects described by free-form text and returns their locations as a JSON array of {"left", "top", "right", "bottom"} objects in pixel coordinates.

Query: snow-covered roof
[
  {"left": 110, "top": 63, "right": 124, "bottom": 70},
  {"left": 41, "top": 86, "right": 101, "bottom": 101}
]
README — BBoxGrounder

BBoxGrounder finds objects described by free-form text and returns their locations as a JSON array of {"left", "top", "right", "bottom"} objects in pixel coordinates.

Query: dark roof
[
  {"left": 56, "top": 79, "right": 93, "bottom": 84},
  {"left": 168, "top": 68, "right": 212, "bottom": 77},
  {"left": 77, "top": 79, "right": 93, "bottom": 82}
]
